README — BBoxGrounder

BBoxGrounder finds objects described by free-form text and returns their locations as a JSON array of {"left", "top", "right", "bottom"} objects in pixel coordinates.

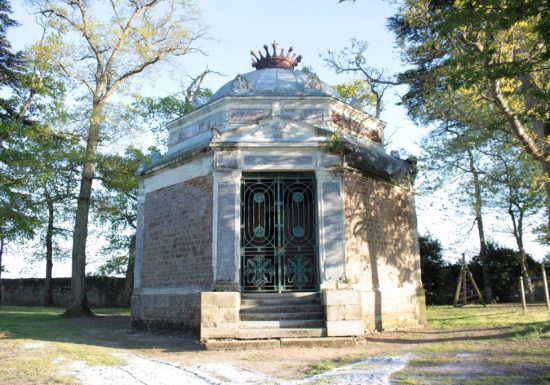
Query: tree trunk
[
  {"left": 121, "top": 235, "right": 136, "bottom": 306},
  {"left": 517, "top": 73, "right": 550, "bottom": 231},
  {"left": 44, "top": 195, "right": 54, "bottom": 306},
  {"left": 510, "top": 207, "right": 536, "bottom": 303},
  {"left": 64, "top": 103, "right": 103, "bottom": 317},
  {"left": 467, "top": 148, "right": 493, "bottom": 303},
  {"left": 0, "top": 238, "right": 4, "bottom": 307}
]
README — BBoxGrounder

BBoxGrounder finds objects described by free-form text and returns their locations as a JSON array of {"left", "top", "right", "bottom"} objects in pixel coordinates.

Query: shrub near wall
[{"left": 1, "top": 276, "right": 128, "bottom": 307}]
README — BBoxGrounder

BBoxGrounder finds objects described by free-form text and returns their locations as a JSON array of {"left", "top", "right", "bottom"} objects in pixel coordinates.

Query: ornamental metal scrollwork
[
  {"left": 254, "top": 226, "right": 265, "bottom": 237},
  {"left": 253, "top": 192, "right": 265, "bottom": 203},
  {"left": 286, "top": 256, "right": 313, "bottom": 288},
  {"left": 244, "top": 256, "right": 275, "bottom": 288},
  {"left": 292, "top": 192, "right": 304, "bottom": 203},
  {"left": 292, "top": 226, "right": 305, "bottom": 237}
]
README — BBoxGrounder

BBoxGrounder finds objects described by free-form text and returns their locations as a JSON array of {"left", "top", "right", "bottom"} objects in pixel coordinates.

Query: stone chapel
[{"left": 131, "top": 43, "right": 426, "bottom": 340}]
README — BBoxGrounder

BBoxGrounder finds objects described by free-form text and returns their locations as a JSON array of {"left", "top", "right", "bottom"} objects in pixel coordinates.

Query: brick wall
[
  {"left": 134, "top": 174, "right": 214, "bottom": 331},
  {"left": 343, "top": 170, "right": 425, "bottom": 330},
  {"left": 141, "top": 175, "right": 214, "bottom": 289}
]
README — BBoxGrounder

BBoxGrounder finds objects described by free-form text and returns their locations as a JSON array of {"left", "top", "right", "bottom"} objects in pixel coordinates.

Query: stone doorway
[{"left": 240, "top": 172, "right": 318, "bottom": 292}]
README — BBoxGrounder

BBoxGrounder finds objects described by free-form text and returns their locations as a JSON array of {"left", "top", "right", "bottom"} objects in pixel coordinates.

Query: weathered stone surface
[
  {"left": 201, "top": 292, "right": 240, "bottom": 307},
  {"left": 215, "top": 180, "right": 239, "bottom": 283},
  {"left": 200, "top": 292, "right": 240, "bottom": 340},
  {"left": 280, "top": 337, "right": 356, "bottom": 348},
  {"left": 322, "top": 290, "right": 362, "bottom": 306},
  {"left": 326, "top": 320, "right": 363, "bottom": 337},
  {"left": 201, "top": 322, "right": 238, "bottom": 339},
  {"left": 325, "top": 304, "right": 345, "bottom": 321},
  {"left": 344, "top": 304, "right": 362, "bottom": 320},
  {"left": 342, "top": 170, "right": 426, "bottom": 330},
  {"left": 204, "top": 339, "right": 280, "bottom": 350}
]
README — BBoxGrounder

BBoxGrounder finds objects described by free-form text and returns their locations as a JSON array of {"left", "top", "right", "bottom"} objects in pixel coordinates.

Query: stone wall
[
  {"left": 1, "top": 277, "right": 127, "bottom": 307},
  {"left": 343, "top": 170, "right": 426, "bottom": 331},
  {"left": 133, "top": 174, "right": 214, "bottom": 331}
]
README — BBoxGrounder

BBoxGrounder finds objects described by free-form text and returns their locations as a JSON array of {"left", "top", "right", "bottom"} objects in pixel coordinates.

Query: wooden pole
[
  {"left": 519, "top": 276, "right": 527, "bottom": 313},
  {"left": 542, "top": 264, "right": 550, "bottom": 311},
  {"left": 466, "top": 268, "right": 486, "bottom": 307},
  {"left": 454, "top": 263, "right": 464, "bottom": 307},
  {"left": 462, "top": 254, "right": 468, "bottom": 305}
]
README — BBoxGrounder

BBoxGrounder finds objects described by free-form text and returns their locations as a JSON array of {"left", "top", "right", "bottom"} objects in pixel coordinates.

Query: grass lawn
[{"left": 0, "top": 304, "right": 549, "bottom": 384}]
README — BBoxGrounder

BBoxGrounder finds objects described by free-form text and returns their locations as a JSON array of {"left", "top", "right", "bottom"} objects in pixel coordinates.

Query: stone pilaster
[
  {"left": 212, "top": 169, "right": 242, "bottom": 291},
  {"left": 131, "top": 185, "right": 145, "bottom": 318},
  {"left": 315, "top": 170, "right": 346, "bottom": 285}
]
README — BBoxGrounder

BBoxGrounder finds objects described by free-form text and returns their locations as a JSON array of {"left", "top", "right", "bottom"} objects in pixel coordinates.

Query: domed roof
[{"left": 209, "top": 68, "right": 340, "bottom": 102}]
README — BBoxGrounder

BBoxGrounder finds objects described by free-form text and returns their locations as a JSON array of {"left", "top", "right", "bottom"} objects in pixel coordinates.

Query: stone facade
[
  {"left": 131, "top": 61, "right": 426, "bottom": 338},
  {"left": 343, "top": 170, "right": 426, "bottom": 330},
  {"left": 132, "top": 174, "right": 214, "bottom": 331}
]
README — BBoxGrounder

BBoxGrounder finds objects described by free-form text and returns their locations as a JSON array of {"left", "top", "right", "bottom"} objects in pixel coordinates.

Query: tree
[
  {"left": 333, "top": 79, "right": 380, "bottom": 118},
  {"left": 94, "top": 146, "right": 152, "bottom": 305},
  {"left": 419, "top": 234, "right": 454, "bottom": 304},
  {"left": 483, "top": 142, "right": 545, "bottom": 302},
  {"left": 322, "top": 39, "right": 399, "bottom": 118},
  {"left": 469, "top": 242, "right": 539, "bottom": 303},
  {"left": 420, "top": 126, "right": 494, "bottom": 302},
  {"left": 388, "top": 0, "right": 550, "bottom": 224},
  {"left": 0, "top": 0, "right": 23, "bottom": 90},
  {"left": 133, "top": 68, "right": 216, "bottom": 145},
  {"left": 31, "top": 0, "right": 206, "bottom": 316}
]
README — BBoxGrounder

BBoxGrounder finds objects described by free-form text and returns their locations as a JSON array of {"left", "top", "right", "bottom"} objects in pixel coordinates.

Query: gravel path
[{"left": 69, "top": 354, "right": 409, "bottom": 385}]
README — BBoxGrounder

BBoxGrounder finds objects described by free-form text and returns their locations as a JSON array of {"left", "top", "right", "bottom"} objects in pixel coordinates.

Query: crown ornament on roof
[{"left": 251, "top": 41, "right": 303, "bottom": 70}]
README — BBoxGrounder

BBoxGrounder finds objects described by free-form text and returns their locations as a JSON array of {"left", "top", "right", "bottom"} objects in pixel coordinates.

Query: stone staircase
[{"left": 237, "top": 292, "right": 327, "bottom": 339}]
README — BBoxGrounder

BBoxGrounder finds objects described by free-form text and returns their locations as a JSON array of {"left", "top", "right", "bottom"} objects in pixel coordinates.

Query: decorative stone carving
[
  {"left": 304, "top": 73, "right": 322, "bottom": 91},
  {"left": 232, "top": 74, "right": 252, "bottom": 93},
  {"left": 269, "top": 118, "right": 289, "bottom": 138},
  {"left": 168, "top": 111, "right": 224, "bottom": 146},
  {"left": 272, "top": 100, "right": 283, "bottom": 116},
  {"left": 229, "top": 109, "right": 271, "bottom": 124},
  {"left": 284, "top": 108, "right": 324, "bottom": 122}
]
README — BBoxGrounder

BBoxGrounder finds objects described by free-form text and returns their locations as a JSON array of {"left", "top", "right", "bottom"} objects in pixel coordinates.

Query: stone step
[
  {"left": 236, "top": 327, "right": 327, "bottom": 339},
  {"left": 203, "top": 337, "right": 357, "bottom": 350},
  {"left": 239, "top": 320, "right": 325, "bottom": 329},
  {"left": 240, "top": 298, "right": 321, "bottom": 308},
  {"left": 240, "top": 311, "right": 324, "bottom": 321},
  {"left": 241, "top": 292, "right": 320, "bottom": 300},
  {"left": 240, "top": 305, "right": 322, "bottom": 314}
]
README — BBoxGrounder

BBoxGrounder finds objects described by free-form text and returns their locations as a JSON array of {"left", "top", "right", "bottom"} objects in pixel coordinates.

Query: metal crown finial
[{"left": 251, "top": 42, "right": 302, "bottom": 70}]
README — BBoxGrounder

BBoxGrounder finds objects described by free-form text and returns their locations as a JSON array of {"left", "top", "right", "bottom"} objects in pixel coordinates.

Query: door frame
[{"left": 239, "top": 172, "right": 319, "bottom": 292}]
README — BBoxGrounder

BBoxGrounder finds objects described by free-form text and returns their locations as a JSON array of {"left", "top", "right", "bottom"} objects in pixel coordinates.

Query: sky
[{"left": 4, "top": 0, "right": 547, "bottom": 278}]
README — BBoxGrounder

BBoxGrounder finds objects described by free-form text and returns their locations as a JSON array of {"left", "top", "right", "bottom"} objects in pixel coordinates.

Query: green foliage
[
  {"left": 323, "top": 38, "right": 398, "bottom": 118},
  {"left": 469, "top": 243, "right": 539, "bottom": 303},
  {"left": 334, "top": 79, "right": 378, "bottom": 115},
  {"left": 94, "top": 146, "right": 154, "bottom": 276},
  {"left": 133, "top": 88, "right": 212, "bottom": 145},
  {"left": 0, "top": 0, "right": 24, "bottom": 89},
  {"left": 419, "top": 234, "right": 456, "bottom": 304},
  {"left": 388, "top": 0, "right": 550, "bottom": 169}
]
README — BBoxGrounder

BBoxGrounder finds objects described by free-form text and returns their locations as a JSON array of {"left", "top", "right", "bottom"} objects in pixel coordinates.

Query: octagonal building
[{"left": 131, "top": 44, "right": 426, "bottom": 340}]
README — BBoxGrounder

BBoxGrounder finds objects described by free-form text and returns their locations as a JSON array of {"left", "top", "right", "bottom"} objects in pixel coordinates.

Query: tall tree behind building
[{"left": 29, "top": 0, "right": 206, "bottom": 316}]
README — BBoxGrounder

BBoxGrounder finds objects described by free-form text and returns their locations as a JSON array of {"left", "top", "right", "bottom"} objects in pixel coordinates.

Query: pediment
[{"left": 216, "top": 116, "right": 328, "bottom": 142}]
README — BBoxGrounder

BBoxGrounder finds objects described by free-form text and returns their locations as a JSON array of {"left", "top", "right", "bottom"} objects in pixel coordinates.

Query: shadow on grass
[
  {"left": 368, "top": 320, "right": 550, "bottom": 345},
  {"left": 0, "top": 306, "right": 202, "bottom": 353}
]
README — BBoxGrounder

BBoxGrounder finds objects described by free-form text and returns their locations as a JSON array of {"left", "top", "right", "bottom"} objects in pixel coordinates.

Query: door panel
[{"left": 241, "top": 173, "right": 317, "bottom": 292}]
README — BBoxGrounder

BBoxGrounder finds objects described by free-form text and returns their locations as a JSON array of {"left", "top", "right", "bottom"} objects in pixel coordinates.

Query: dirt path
[{"left": 66, "top": 353, "right": 409, "bottom": 385}]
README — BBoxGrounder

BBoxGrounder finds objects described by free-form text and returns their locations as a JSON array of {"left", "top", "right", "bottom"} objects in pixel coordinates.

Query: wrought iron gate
[{"left": 241, "top": 173, "right": 318, "bottom": 292}]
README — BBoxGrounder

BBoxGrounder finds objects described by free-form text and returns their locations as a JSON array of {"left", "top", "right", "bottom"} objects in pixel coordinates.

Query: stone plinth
[
  {"left": 322, "top": 290, "right": 364, "bottom": 337},
  {"left": 200, "top": 292, "right": 240, "bottom": 340}
]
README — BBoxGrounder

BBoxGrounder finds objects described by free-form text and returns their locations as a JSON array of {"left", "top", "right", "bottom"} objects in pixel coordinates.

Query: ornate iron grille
[{"left": 241, "top": 173, "right": 318, "bottom": 292}]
